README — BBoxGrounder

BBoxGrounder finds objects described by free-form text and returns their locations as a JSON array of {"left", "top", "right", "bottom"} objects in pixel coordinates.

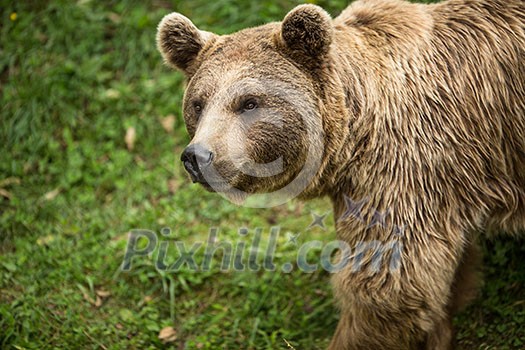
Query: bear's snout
[{"left": 181, "top": 144, "right": 214, "bottom": 184}]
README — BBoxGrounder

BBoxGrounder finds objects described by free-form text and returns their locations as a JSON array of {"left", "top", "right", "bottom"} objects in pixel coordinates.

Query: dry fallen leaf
[
  {"left": 160, "top": 115, "right": 176, "bottom": 133},
  {"left": 105, "top": 88, "right": 120, "bottom": 99},
  {"left": 43, "top": 188, "right": 60, "bottom": 201},
  {"left": 108, "top": 12, "right": 121, "bottom": 24},
  {"left": 125, "top": 127, "right": 136, "bottom": 150},
  {"left": 96, "top": 289, "right": 111, "bottom": 298},
  {"left": 158, "top": 326, "right": 177, "bottom": 343},
  {"left": 94, "top": 296, "right": 103, "bottom": 308},
  {"left": 80, "top": 288, "right": 108, "bottom": 308},
  {"left": 0, "top": 177, "right": 21, "bottom": 187},
  {"left": 167, "top": 178, "right": 179, "bottom": 194},
  {"left": 82, "top": 291, "right": 103, "bottom": 308},
  {"left": 0, "top": 189, "right": 12, "bottom": 199},
  {"left": 37, "top": 235, "right": 56, "bottom": 246}
]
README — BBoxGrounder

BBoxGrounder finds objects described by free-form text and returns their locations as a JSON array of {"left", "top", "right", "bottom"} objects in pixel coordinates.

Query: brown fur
[{"left": 157, "top": 0, "right": 525, "bottom": 348}]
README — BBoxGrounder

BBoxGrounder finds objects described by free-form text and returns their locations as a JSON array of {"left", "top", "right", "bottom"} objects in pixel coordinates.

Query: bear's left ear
[
  {"left": 156, "top": 13, "right": 216, "bottom": 76},
  {"left": 279, "top": 4, "right": 333, "bottom": 59}
]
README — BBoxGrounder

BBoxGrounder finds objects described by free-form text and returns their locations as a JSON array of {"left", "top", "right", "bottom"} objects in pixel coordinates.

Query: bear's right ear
[
  {"left": 279, "top": 5, "right": 333, "bottom": 60},
  {"left": 156, "top": 13, "right": 216, "bottom": 76}
]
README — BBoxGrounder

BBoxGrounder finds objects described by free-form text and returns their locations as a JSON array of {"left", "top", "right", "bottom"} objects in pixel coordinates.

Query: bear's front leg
[
  {"left": 424, "top": 240, "right": 481, "bottom": 350},
  {"left": 327, "top": 227, "right": 464, "bottom": 350}
]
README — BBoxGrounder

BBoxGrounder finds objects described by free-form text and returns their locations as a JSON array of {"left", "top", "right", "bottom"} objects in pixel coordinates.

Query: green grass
[{"left": 0, "top": 0, "right": 523, "bottom": 349}]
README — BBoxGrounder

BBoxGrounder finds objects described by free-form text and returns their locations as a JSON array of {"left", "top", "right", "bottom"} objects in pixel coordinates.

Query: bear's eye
[
  {"left": 242, "top": 99, "right": 258, "bottom": 112},
  {"left": 193, "top": 102, "right": 203, "bottom": 116}
]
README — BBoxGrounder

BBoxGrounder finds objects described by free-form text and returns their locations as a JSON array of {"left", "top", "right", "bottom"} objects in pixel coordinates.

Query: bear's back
[{"left": 333, "top": 0, "right": 525, "bottom": 223}]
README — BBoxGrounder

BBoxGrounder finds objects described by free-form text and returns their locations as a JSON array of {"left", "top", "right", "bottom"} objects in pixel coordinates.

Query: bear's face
[
  {"left": 157, "top": 5, "right": 334, "bottom": 205},
  {"left": 182, "top": 45, "right": 311, "bottom": 194}
]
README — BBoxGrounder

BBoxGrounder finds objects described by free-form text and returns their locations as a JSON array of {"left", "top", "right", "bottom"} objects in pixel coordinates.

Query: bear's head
[{"left": 157, "top": 5, "right": 348, "bottom": 207}]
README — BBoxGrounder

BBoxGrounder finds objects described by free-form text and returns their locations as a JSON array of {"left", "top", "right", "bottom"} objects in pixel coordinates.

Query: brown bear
[{"left": 156, "top": 0, "right": 525, "bottom": 348}]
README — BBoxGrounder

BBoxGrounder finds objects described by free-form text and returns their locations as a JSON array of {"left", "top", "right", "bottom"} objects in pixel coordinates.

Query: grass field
[{"left": 1, "top": 0, "right": 524, "bottom": 349}]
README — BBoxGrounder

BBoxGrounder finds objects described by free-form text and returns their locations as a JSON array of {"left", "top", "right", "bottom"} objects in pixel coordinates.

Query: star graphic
[
  {"left": 367, "top": 208, "right": 389, "bottom": 229},
  {"left": 338, "top": 195, "right": 367, "bottom": 223},
  {"left": 394, "top": 225, "right": 406, "bottom": 237},
  {"left": 308, "top": 211, "right": 329, "bottom": 230},
  {"left": 286, "top": 232, "right": 300, "bottom": 245}
]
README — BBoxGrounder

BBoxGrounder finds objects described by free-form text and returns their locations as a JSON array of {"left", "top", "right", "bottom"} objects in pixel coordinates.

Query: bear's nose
[{"left": 181, "top": 144, "right": 214, "bottom": 183}]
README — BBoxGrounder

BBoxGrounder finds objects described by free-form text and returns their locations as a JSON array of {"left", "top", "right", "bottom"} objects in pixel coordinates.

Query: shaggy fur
[{"left": 157, "top": 0, "right": 525, "bottom": 348}]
